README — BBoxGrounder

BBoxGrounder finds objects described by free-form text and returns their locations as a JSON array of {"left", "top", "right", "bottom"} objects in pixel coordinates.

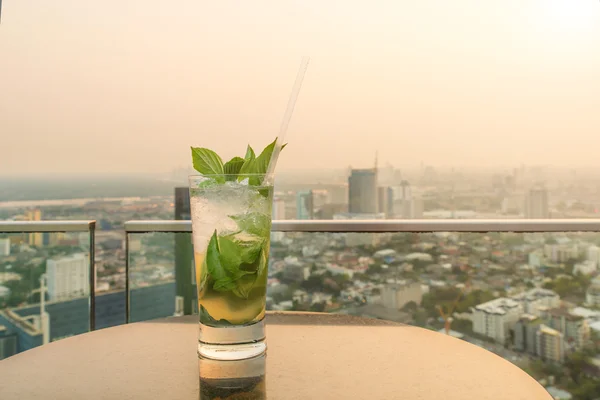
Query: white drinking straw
[{"left": 264, "top": 56, "right": 310, "bottom": 184}]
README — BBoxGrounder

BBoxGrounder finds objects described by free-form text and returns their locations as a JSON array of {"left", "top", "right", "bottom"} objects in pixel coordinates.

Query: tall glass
[{"left": 189, "top": 174, "right": 273, "bottom": 360}]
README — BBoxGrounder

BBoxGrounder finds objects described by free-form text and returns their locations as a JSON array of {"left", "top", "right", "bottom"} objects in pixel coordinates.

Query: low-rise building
[
  {"left": 573, "top": 260, "right": 597, "bottom": 276},
  {"left": 282, "top": 257, "right": 310, "bottom": 283},
  {"left": 472, "top": 298, "right": 523, "bottom": 344},
  {"left": 381, "top": 281, "right": 422, "bottom": 309},
  {"left": 0, "top": 238, "right": 10, "bottom": 256},
  {"left": 586, "top": 284, "right": 600, "bottom": 307}
]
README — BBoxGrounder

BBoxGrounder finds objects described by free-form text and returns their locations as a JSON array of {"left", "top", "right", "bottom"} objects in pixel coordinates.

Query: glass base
[
  {"left": 198, "top": 319, "right": 266, "bottom": 361},
  {"left": 198, "top": 341, "right": 266, "bottom": 361}
]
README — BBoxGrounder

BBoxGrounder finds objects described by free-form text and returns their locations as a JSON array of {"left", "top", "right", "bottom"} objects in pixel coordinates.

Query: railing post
[
  {"left": 125, "top": 232, "right": 130, "bottom": 323},
  {"left": 88, "top": 221, "right": 96, "bottom": 331}
]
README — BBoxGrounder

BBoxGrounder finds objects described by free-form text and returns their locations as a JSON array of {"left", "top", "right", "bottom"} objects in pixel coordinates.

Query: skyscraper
[
  {"left": 25, "top": 209, "right": 43, "bottom": 247},
  {"left": 296, "top": 191, "right": 314, "bottom": 220},
  {"left": 348, "top": 168, "right": 378, "bottom": 214},
  {"left": 525, "top": 184, "right": 549, "bottom": 219},
  {"left": 46, "top": 253, "right": 89, "bottom": 301},
  {"left": 394, "top": 180, "right": 420, "bottom": 219},
  {"left": 174, "top": 187, "right": 194, "bottom": 315},
  {"left": 377, "top": 186, "right": 394, "bottom": 219}
]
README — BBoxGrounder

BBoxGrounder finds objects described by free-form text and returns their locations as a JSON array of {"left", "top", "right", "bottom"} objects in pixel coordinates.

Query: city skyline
[{"left": 1, "top": 1, "right": 600, "bottom": 176}]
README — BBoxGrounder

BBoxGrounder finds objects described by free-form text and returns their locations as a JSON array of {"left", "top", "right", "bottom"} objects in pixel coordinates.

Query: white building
[
  {"left": 586, "top": 284, "right": 600, "bottom": 307},
  {"left": 381, "top": 281, "right": 422, "bottom": 309},
  {"left": 544, "top": 244, "right": 579, "bottom": 263},
  {"left": 524, "top": 185, "right": 549, "bottom": 219},
  {"left": 512, "top": 288, "right": 560, "bottom": 316},
  {"left": 528, "top": 251, "right": 542, "bottom": 268},
  {"left": 472, "top": 298, "right": 523, "bottom": 344},
  {"left": 574, "top": 260, "right": 597, "bottom": 276},
  {"left": 0, "top": 238, "right": 10, "bottom": 256},
  {"left": 46, "top": 253, "right": 89, "bottom": 301},
  {"left": 587, "top": 245, "right": 600, "bottom": 267},
  {"left": 326, "top": 263, "right": 354, "bottom": 279},
  {"left": 271, "top": 198, "right": 286, "bottom": 242}
]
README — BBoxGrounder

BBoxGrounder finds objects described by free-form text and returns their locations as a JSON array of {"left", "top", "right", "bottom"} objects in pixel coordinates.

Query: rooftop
[
  {"left": 547, "top": 307, "right": 584, "bottom": 321},
  {"left": 474, "top": 298, "right": 521, "bottom": 315},
  {"left": 539, "top": 324, "right": 561, "bottom": 337},
  {"left": 512, "top": 288, "right": 559, "bottom": 302}
]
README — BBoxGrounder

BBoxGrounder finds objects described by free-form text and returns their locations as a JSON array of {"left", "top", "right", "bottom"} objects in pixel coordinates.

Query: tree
[{"left": 401, "top": 301, "right": 417, "bottom": 313}]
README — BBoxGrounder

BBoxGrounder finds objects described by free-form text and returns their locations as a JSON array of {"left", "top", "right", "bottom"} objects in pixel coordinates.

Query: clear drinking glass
[{"left": 189, "top": 174, "right": 273, "bottom": 360}]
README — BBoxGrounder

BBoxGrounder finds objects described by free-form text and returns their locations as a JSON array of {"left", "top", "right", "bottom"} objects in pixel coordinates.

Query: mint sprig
[{"left": 191, "top": 138, "right": 285, "bottom": 186}]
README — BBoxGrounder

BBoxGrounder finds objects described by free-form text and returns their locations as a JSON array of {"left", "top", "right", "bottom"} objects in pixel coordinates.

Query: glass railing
[
  {"left": 0, "top": 221, "right": 96, "bottom": 359},
  {"left": 123, "top": 219, "right": 600, "bottom": 399},
  {"left": 3, "top": 218, "right": 600, "bottom": 398}
]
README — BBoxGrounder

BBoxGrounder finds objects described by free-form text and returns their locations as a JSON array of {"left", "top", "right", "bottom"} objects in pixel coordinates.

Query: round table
[{"left": 0, "top": 313, "right": 551, "bottom": 399}]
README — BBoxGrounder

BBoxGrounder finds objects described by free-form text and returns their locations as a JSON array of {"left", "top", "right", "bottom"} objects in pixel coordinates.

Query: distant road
[{"left": 0, "top": 197, "right": 147, "bottom": 209}]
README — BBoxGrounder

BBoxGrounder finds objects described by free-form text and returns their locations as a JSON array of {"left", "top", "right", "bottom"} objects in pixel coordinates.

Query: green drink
[{"left": 190, "top": 140, "right": 280, "bottom": 360}]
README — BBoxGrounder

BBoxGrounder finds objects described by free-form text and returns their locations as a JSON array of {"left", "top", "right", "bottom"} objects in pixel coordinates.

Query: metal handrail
[
  {"left": 0, "top": 220, "right": 97, "bottom": 331},
  {"left": 124, "top": 219, "right": 600, "bottom": 233}
]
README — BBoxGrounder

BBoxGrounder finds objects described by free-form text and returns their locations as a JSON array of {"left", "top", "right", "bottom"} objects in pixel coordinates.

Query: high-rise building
[
  {"left": 0, "top": 238, "right": 10, "bottom": 256},
  {"left": 0, "top": 326, "right": 17, "bottom": 360},
  {"left": 511, "top": 288, "right": 560, "bottom": 316},
  {"left": 328, "top": 184, "right": 349, "bottom": 205},
  {"left": 46, "top": 253, "right": 89, "bottom": 301},
  {"left": 174, "top": 187, "right": 194, "bottom": 316},
  {"left": 393, "top": 181, "right": 422, "bottom": 218},
  {"left": 525, "top": 184, "right": 549, "bottom": 218},
  {"left": 542, "top": 308, "right": 589, "bottom": 350},
  {"left": 296, "top": 191, "right": 314, "bottom": 220},
  {"left": 348, "top": 168, "right": 378, "bottom": 214},
  {"left": 514, "top": 314, "right": 543, "bottom": 354},
  {"left": 25, "top": 209, "right": 43, "bottom": 247},
  {"left": 377, "top": 186, "right": 394, "bottom": 218}
]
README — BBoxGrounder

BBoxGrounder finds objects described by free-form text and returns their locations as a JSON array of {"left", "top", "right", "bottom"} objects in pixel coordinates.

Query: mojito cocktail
[{"left": 190, "top": 141, "right": 279, "bottom": 360}]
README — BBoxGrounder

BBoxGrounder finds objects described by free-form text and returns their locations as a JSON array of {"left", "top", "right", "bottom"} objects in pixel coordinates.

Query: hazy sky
[{"left": 1, "top": 0, "right": 600, "bottom": 176}]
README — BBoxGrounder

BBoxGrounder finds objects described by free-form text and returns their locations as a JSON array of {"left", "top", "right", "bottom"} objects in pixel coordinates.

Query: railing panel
[{"left": 0, "top": 223, "right": 96, "bottom": 359}]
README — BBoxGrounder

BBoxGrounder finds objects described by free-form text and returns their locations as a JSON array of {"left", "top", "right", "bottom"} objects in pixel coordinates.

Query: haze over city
[{"left": 1, "top": 0, "right": 600, "bottom": 177}]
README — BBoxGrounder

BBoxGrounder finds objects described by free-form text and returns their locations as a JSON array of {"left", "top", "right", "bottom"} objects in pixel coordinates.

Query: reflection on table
[{"left": 199, "top": 354, "right": 266, "bottom": 400}]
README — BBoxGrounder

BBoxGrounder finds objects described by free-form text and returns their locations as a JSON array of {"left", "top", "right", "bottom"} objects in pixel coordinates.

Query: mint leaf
[
  {"left": 232, "top": 250, "right": 268, "bottom": 299},
  {"left": 253, "top": 138, "right": 277, "bottom": 176},
  {"left": 223, "top": 156, "right": 245, "bottom": 181},
  {"left": 244, "top": 145, "right": 255, "bottom": 161},
  {"left": 217, "top": 236, "right": 254, "bottom": 279},
  {"left": 232, "top": 274, "right": 257, "bottom": 299},
  {"left": 237, "top": 139, "right": 278, "bottom": 185},
  {"left": 191, "top": 147, "right": 225, "bottom": 182},
  {"left": 205, "top": 231, "right": 236, "bottom": 292},
  {"left": 237, "top": 236, "right": 264, "bottom": 265},
  {"left": 200, "top": 305, "right": 233, "bottom": 326},
  {"left": 230, "top": 213, "right": 271, "bottom": 237}
]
